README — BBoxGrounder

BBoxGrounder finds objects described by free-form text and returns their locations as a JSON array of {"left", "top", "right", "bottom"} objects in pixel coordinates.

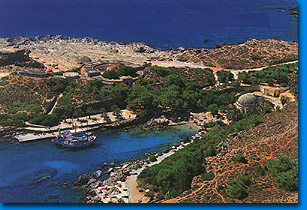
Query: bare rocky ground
[
  {"left": 0, "top": 36, "right": 298, "bottom": 74},
  {"left": 0, "top": 35, "right": 174, "bottom": 72},
  {"left": 164, "top": 103, "right": 298, "bottom": 203}
]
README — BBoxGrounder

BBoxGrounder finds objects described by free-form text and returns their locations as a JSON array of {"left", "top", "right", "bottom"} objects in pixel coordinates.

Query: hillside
[
  {"left": 175, "top": 39, "right": 298, "bottom": 70},
  {"left": 164, "top": 103, "right": 298, "bottom": 203}
]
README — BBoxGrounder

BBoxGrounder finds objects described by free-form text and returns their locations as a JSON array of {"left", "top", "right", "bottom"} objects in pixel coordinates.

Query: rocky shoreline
[
  {"left": 2, "top": 35, "right": 297, "bottom": 73},
  {"left": 73, "top": 129, "right": 206, "bottom": 203},
  {"left": 73, "top": 155, "right": 150, "bottom": 203},
  {"left": 0, "top": 35, "right": 175, "bottom": 72}
]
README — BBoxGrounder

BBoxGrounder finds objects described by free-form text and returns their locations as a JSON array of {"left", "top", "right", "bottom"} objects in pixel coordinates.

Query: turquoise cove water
[{"left": 0, "top": 126, "right": 197, "bottom": 203}]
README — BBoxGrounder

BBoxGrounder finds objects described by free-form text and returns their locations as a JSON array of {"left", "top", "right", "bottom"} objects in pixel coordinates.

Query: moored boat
[
  {"left": 51, "top": 129, "right": 96, "bottom": 148},
  {"left": 61, "top": 135, "right": 96, "bottom": 148}
]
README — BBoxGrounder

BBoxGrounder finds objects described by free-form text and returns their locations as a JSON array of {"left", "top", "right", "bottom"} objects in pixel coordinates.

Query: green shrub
[
  {"left": 136, "top": 110, "right": 150, "bottom": 119},
  {"left": 177, "top": 58, "right": 188, "bottom": 62},
  {"left": 232, "top": 155, "right": 248, "bottom": 164},
  {"left": 224, "top": 64, "right": 237, "bottom": 69},
  {"left": 257, "top": 165, "right": 267, "bottom": 176},
  {"left": 201, "top": 172, "right": 215, "bottom": 181},
  {"left": 135, "top": 164, "right": 142, "bottom": 169},
  {"left": 251, "top": 54, "right": 262, "bottom": 61},
  {"left": 162, "top": 148, "right": 171, "bottom": 154},
  {"left": 239, "top": 175, "right": 251, "bottom": 186},
  {"left": 102, "top": 70, "right": 119, "bottom": 79},
  {"left": 29, "top": 113, "right": 60, "bottom": 126},
  {"left": 149, "top": 155, "right": 157, "bottom": 162},
  {"left": 268, "top": 156, "right": 298, "bottom": 191},
  {"left": 227, "top": 179, "right": 248, "bottom": 199},
  {"left": 118, "top": 65, "right": 137, "bottom": 77},
  {"left": 0, "top": 80, "right": 9, "bottom": 86}
]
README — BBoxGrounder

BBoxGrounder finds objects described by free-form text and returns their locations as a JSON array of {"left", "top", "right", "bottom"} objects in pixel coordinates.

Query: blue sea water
[
  {"left": 0, "top": 0, "right": 297, "bottom": 49},
  {"left": 0, "top": 126, "right": 197, "bottom": 203}
]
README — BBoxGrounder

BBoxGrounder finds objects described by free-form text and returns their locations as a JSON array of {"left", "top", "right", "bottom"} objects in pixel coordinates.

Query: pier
[{"left": 15, "top": 127, "right": 100, "bottom": 142}]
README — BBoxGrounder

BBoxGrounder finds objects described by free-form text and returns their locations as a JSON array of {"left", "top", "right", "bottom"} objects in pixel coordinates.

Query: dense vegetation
[
  {"left": 147, "top": 65, "right": 216, "bottom": 87},
  {"left": 102, "top": 65, "right": 138, "bottom": 79},
  {"left": 129, "top": 66, "right": 238, "bottom": 116},
  {"left": 1, "top": 65, "right": 225, "bottom": 126},
  {"left": 227, "top": 175, "right": 251, "bottom": 200},
  {"left": 217, "top": 70, "right": 234, "bottom": 83},
  {"left": 268, "top": 156, "right": 298, "bottom": 192},
  {"left": 138, "top": 101, "right": 273, "bottom": 200},
  {"left": 238, "top": 63, "right": 298, "bottom": 86}
]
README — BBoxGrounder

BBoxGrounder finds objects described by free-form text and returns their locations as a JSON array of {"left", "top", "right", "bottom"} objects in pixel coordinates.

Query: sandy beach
[{"left": 124, "top": 129, "right": 206, "bottom": 203}]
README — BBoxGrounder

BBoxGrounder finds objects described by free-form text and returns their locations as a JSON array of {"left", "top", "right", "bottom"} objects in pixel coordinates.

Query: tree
[
  {"left": 118, "top": 65, "right": 137, "bottom": 77},
  {"left": 29, "top": 114, "right": 59, "bottom": 126},
  {"left": 127, "top": 86, "right": 154, "bottom": 110},
  {"left": 227, "top": 180, "right": 248, "bottom": 199},
  {"left": 150, "top": 66, "right": 170, "bottom": 77},
  {"left": 165, "top": 75, "right": 185, "bottom": 88},
  {"left": 112, "top": 105, "right": 121, "bottom": 119},
  {"left": 281, "top": 95, "right": 287, "bottom": 105},
  {"left": 87, "top": 106, "right": 94, "bottom": 119},
  {"left": 268, "top": 156, "right": 298, "bottom": 191},
  {"left": 291, "top": 86, "right": 298, "bottom": 98},
  {"left": 101, "top": 112, "right": 109, "bottom": 121},
  {"left": 102, "top": 70, "right": 119, "bottom": 79},
  {"left": 136, "top": 110, "right": 150, "bottom": 119},
  {"left": 182, "top": 90, "right": 198, "bottom": 110},
  {"left": 232, "top": 155, "right": 248, "bottom": 164},
  {"left": 202, "top": 172, "right": 215, "bottom": 181},
  {"left": 99, "top": 107, "right": 108, "bottom": 121},
  {"left": 160, "top": 85, "right": 184, "bottom": 110},
  {"left": 217, "top": 70, "right": 234, "bottom": 83},
  {"left": 208, "top": 104, "right": 219, "bottom": 115}
]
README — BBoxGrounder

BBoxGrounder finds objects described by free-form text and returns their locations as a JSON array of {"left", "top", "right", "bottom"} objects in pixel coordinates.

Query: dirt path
[
  {"left": 125, "top": 130, "right": 205, "bottom": 203},
  {"left": 47, "top": 93, "right": 63, "bottom": 115},
  {"left": 151, "top": 60, "right": 298, "bottom": 84},
  {"left": 125, "top": 174, "right": 149, "bottom": 203},
  {"left": 231, "top": 60, "right": 298, "bottom": 79}
]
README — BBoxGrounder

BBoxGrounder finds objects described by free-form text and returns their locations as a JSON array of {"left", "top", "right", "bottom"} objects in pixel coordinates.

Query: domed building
[
  {"left": 235, "top": 93, "right": 258, "bottom": 113},
  {"left": 63, "top": 72, "right": 80, "bottom": 80}
]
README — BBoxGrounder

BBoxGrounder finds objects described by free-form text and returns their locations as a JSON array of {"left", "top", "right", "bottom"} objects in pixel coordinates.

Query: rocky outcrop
[
  {"left": 77, "top": 56, "right": 92, "bottom": 64},
  {"left": 288, "top": 7, "right": 298, "bottom": 17},
  {"left": 74, "top": 173, "right": 92, "bottom": 186},
  {"left": 0, "top": 49, "right": 43, "bottom": 68}
]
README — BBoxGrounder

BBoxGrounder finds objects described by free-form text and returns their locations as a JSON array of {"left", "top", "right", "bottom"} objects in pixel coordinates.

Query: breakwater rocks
[{"left": 0, "top": 127, "right": 22, "bottom": 141}]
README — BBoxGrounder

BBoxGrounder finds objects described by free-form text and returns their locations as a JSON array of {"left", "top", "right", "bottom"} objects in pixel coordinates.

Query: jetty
[
  {"left": 14, "top": 109, "right": 136, "bottom": 142},
  {"left": 15, "top": 132, "right": 58, "bottom": 142},
  {"left": 15, "top": 126, "right": 100, "bottom": 142}
]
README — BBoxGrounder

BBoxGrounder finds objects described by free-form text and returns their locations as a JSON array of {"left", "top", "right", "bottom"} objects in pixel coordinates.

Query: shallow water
[{"left": 0, "top": 125, "right": 196, "bottom": 203}]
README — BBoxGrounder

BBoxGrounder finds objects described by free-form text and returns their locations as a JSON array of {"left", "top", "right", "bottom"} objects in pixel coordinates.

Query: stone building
[
  {"left": 239, "top": 83, "right": 288, "bottom": 97},
  {"left": 280, "top": 91, "right": 296, "bottom": 104},
  {"left": 259, "top": 85, "right": 288, "bottom": 97},
  {"left": 235, "top": 93, "right": 258, "bottom": 114},
  {"left": 18, "top": 68, "right": 51, "bottom": 78},
  {"left": 80, "top": 65, "right": 100, "bottom": 77},
  {"left": 63, "top": 72, "right": 80, "bottom": 80}
]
